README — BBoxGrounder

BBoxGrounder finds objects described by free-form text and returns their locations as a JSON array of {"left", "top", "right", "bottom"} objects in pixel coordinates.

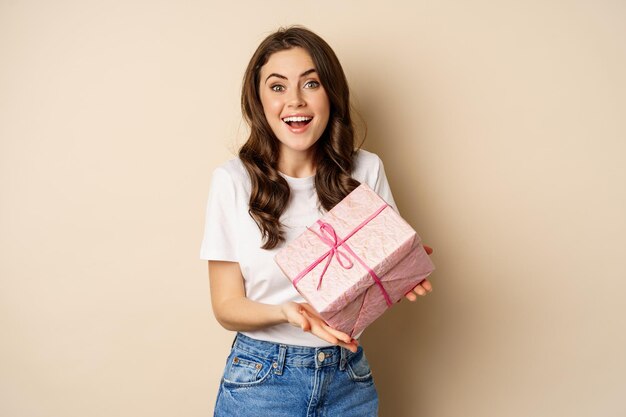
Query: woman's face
[{"left": 258, "top": 47, "right": 330, "bottom": 161}]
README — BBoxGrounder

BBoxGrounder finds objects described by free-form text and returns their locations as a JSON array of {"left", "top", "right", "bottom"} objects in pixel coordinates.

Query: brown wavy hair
[{"left": 240, "top": 26, "right": 361, "bottom": 249}]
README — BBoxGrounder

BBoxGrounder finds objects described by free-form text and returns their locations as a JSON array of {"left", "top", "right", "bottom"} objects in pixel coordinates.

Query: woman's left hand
[{"left": 404, "top": 245, "right": 434, "bottom": 301}]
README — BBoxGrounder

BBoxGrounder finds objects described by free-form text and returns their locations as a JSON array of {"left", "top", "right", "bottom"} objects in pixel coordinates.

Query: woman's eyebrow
[
  {"left": 300, "top": 68, "right": 317, "bottom": 78},
  {"left": 265, "top": 73, "right": 287, "bottom": 83},
  {"left": 265, "top": 68, "right": 317, "bottom": 84}
]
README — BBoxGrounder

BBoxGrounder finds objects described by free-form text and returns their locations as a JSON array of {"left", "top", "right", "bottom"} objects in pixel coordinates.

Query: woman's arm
[{"left": 208, "top": 260, "right": 358, "bottom": 352}]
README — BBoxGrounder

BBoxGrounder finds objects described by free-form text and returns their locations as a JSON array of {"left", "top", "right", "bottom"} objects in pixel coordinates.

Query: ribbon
[
  {"left": 291, "top": 203, "right": 393, "bottom": 307},
  {"left": 308, "top": 222, "right": 354, "bottom": 290}
]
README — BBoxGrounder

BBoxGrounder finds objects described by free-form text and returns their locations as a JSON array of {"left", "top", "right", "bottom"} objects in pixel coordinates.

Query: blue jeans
[{"left": 213, "top": 333, "right": 379, "bottom": 417}]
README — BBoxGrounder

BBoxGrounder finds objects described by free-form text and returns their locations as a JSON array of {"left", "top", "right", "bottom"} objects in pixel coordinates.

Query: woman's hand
[
  {"left": 281, "top": 302, "right": 359, "bottom": 353},
  {"left": 404, "top": 245, "right": 434, "bottom": 301}
]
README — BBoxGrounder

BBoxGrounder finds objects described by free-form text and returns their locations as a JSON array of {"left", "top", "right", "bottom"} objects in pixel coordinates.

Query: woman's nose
[{"left": 287, "top": 89, "right": 305, "bottom": 107}]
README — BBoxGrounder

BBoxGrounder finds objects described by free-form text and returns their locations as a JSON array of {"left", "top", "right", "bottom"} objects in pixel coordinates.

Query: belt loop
[
  {"left": 274, "top": 344, "right": 287, "bottom": 375},
  {"left": 339, "top": 347, "right": 348, "bottom": 371}
]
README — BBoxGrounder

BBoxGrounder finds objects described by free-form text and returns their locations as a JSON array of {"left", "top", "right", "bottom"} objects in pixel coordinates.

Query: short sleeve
[
  {"left": 373, "top": 156, "right": 398, "bottom": 212},
  {"left": 199, "top": 167, "right": 239, "bottom": 261}
]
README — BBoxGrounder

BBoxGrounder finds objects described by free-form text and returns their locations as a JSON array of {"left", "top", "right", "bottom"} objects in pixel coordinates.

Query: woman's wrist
[
  {"left": 276, "top": 302, "right": 291, "bottom": 325},
  {"left": 279, "top": 301, "right": 308, "bottom": 329}
]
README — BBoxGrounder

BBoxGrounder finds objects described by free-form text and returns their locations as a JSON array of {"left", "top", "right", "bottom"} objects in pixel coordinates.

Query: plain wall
[{"left": 1, "top": 1, "right": 625, "bottom": 416}]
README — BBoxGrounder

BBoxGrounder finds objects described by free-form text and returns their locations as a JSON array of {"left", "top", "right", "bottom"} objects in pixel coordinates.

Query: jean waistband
[{"left": 232, "top": 333, "right": 358, "bottom": 371}]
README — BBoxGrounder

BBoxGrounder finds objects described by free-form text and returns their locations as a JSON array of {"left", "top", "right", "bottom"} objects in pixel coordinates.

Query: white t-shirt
[{"left": 200, "top": 149, "right": 397, "bottom": 347}]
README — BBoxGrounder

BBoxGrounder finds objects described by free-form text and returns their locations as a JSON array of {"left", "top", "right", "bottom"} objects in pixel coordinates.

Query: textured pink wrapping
[{"left": 274, "top": 183, "right": 435, "bottom": 337}]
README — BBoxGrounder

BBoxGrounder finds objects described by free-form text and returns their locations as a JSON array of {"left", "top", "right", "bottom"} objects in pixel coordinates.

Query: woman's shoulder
[
  {"left": 211, "top": 157, "right": 250, "bottom": 185},
  {"left": 354, "top": 148, "right": 384, "bottom": 168},
  {"left": 353, "top": 148, "right": 397, "bottom": 209},
  {"left": 208, "top": 158, "right": 252, "bottom": 201},
  {"left": 353, "top": 148, "right": 383, "bottom": 181}
]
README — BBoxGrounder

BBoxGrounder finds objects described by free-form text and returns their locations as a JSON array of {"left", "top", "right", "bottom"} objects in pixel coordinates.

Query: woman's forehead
[{"left": 260, "top": 47, "right": 316, "bottom": 79}]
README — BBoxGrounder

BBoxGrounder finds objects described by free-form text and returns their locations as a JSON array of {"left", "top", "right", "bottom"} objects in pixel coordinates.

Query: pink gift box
[{"left": 274, "top": 183, "right": 435, "bottom": 337}]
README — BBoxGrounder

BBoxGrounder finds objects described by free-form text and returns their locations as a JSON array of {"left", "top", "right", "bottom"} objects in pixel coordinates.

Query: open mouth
[{"left": 282, "top": 116, "right": 313, "bottom": 129}]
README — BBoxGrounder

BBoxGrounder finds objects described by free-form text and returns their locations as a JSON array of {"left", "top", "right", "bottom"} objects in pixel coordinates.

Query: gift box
[{"left": 274, "top": 183, "right": 435, "bottom": 337}]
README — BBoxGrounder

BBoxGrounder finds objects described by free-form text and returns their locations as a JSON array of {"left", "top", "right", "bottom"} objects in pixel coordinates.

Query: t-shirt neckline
[{"left": 279, "top": 171, "right": 315, "bottom": 190}]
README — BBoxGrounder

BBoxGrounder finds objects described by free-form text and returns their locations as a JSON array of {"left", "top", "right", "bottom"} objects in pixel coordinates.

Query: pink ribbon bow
[{"left": 309, "top": 221, "right": 354, "bottom": 290}]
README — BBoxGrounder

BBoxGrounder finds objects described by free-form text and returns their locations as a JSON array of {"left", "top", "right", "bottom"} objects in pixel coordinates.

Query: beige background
[{"left": 1, "top": 0, "right": 625, "bottom": 416}]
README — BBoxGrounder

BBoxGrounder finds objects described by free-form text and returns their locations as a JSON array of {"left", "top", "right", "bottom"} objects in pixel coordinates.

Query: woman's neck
[{"left": 277, "top": 149, "right": 316, "bottom": 178}]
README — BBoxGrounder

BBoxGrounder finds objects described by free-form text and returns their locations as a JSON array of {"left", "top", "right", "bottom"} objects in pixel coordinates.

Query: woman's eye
[
  {"left": 271, "top": 85, "right": 285, "bottom": 92},
  {"left": 304, "top": 80, "right": 320, "bottom": 89}
]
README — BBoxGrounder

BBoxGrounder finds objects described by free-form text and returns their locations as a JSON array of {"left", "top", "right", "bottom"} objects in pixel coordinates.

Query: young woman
[{"left": 201, "top": 26, "right": 433, "bottom": 417}]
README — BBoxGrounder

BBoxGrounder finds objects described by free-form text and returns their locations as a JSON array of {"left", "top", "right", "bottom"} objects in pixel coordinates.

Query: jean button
[{"left": 317, "top": 352, "right": 326, "bottom": 362}]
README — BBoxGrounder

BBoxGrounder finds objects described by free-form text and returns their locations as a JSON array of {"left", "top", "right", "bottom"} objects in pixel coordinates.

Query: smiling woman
[
  {"left": 238, "top": 27, "right": 361, "bottom": 251},
  {"left": 200, "top": 26, "right": 432, "bottom": 417}
]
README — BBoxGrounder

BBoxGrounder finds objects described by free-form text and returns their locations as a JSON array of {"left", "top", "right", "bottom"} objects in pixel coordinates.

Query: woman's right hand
[{"left": 281, "top": 302, "right": 359, "bottom": 353}]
